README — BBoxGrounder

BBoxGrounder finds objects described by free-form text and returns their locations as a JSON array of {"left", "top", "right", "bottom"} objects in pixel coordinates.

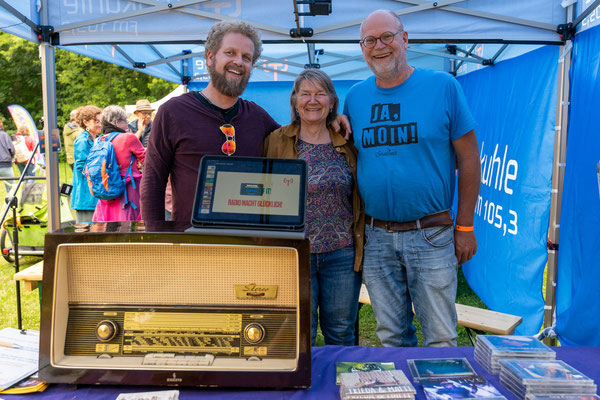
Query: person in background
[
  {"left": 0, "top": 119, "right": 15, "bottom": 193},
  {"left": 344, "top": 10, "right": 481, "bottom": 347},
  {"left": 128, "top": 99, "right": 154, "bottom": 148},
  {"left": 93, "top": 105, "right": 145, "bottom": 222},
  {"left": 264, "top": 69, "right": 364, "bottom": 346},
  {"left": 71, "top": 105, "right": 102, "bottom": 223},
  {"left": 63, "top": 107, "right": 83, "bottom": 170},
  {"left": 13, "top": 126, "right": 36, "bottom": 178}
]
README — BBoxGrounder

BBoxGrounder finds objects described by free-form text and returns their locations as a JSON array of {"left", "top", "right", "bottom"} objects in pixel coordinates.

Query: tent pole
[
  {"left": 39, "top": 0, "right": 61, "bottom": 232},
  {"left": 544, "top": 5, "right": 575, "bottom": 345}
]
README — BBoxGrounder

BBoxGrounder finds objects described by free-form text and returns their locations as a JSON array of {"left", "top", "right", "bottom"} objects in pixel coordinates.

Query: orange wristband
[{"left": 455, "top": 225, "right": 474, "bottom": 232}]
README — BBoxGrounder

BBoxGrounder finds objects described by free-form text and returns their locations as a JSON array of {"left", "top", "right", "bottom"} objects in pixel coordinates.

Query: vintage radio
[{"left": 39, "top": 222, "right": 311, "bottom": 388}]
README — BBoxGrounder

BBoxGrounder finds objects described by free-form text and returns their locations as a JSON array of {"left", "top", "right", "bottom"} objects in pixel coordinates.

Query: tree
[
  {"left": 0, "top": 32, "right": 177, "bottom": 135},
  {"left": 0, "top": 32, "right": 43, "bottom": 130}
]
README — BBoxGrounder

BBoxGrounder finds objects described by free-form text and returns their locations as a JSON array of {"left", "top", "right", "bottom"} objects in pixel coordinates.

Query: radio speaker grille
[{"left": 61, "top": 243, "right": 298, "bottom": 307}]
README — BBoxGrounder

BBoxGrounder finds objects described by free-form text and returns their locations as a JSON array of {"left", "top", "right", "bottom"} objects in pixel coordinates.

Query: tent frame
[{"left": 1, "top": 0, "right": 589, "bottom": 336}]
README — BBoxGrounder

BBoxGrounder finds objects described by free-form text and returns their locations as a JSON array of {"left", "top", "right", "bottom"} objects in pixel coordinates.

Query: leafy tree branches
[{"left": 0, "top": 32, "right": 177, "bottom": 134}]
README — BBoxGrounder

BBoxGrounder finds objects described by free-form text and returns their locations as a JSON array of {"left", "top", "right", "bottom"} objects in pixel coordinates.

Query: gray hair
[
  {"left": 100, "top": 105, "right": 128, "bottom": 128},
  {"left": 205, "top": 21, "right": 262, "bottom": 64},
  {"left": 290, "top": 69, "right": 339, "bottom": 126},
  {"left": 69, "top": 108, "right": 79, "bottom": 121}
]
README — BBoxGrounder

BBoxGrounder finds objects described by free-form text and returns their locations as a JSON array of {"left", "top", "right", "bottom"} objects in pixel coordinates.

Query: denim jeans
[
  {"left": 311, "top": 244, "right": 362, "bottom": 346},
  {"left": 16, "top": 162, "right": 35, "bottom": 177},
  {"left": 0, "top": 166, "right": 14, "bottom": 193},
  {"left": 362, "top": 224, "right": 458, "bottom": 347}
]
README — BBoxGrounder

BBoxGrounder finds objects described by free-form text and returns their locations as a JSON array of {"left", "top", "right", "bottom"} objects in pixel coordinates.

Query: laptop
[{"left": 188, "top": 156, "right": 307, "bottom": 239}]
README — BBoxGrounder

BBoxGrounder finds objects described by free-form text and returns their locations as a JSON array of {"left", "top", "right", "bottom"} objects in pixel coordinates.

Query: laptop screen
[{"left": 191, "top": 156, "right": 306, "bottom": 231}]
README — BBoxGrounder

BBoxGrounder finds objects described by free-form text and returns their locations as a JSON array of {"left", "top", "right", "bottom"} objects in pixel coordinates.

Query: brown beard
[{"left": 207, "top": 62, "right": 250, "bottom": 98}]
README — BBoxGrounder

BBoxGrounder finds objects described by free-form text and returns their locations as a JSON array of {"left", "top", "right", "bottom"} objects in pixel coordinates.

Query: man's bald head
[{"left": 360, "top": 9, "right": 404, "bottom": 38}]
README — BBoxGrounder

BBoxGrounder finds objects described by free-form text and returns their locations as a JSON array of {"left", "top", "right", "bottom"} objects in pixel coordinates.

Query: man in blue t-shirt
[{"left": 344, "top": 10, "right": 481, "bottom": 347}]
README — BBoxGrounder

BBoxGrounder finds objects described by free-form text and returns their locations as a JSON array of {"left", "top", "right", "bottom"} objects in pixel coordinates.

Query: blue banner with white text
[
  {"left": 457, "top": 46, "right": 558, "bottom": 334},
  {"left": 556, "top": 26, "right": 600, "bottom": 346}
]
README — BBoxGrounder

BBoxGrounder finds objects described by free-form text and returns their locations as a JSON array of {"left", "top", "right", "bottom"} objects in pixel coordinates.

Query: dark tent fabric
[
  {"left": 556, "top": 25, "right": 600, "bottom": 346},
  {"left": 456, "top": 45, "right": 558, "bottom": 334}
]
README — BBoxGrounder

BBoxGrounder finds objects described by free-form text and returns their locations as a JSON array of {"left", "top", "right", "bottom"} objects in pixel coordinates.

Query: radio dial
[
  {"left": 96, "top": 320, "right": 118, "bottom": 342},
  {"left": 244, "top": 323, "right": 265, "bottom": 344}
]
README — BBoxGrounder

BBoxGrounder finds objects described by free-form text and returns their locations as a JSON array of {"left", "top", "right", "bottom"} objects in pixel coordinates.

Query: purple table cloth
[{"left": 8, "top": 346, "right": 599, "bottom": 399}]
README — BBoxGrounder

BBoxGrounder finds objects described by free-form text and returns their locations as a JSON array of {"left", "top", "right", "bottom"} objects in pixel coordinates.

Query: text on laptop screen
[{"left": 192, "top": 156, "right": 306, "bottom": 230}]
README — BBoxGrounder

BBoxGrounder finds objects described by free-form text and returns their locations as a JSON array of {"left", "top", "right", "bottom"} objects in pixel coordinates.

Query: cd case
[
  {"left": 500, "top": 359, "right": 593, "bottom": 384},
  {"left": 477, "top": 336, "right": 554, "bottom": 354},
  {"left": 407, "top": 358, "right": 477, "bottom": 382},
  {"left": 527, "top": 396, "right": 600, "bottom": 400},
  {"left": 336, "top": 362, "right": 396, "bottom": 385},
  {"left": 420, "top": 376, "right": 506, "bottom": 400},
  {"left": 339, "top": 369, "right": 416, "bottom": 399}
]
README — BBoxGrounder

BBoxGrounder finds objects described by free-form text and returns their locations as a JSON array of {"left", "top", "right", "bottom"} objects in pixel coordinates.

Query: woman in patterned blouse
[{"left": 264, "top": 69, "right": 364, "bottom": 346}]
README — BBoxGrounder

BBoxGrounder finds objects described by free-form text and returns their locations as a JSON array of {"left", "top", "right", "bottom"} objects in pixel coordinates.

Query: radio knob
[
  {"left": 244, "top": 323, "right": 265, "bottom": 344},
  {"left": 96, "top": 320, "right": 118, "bottom": 342}
]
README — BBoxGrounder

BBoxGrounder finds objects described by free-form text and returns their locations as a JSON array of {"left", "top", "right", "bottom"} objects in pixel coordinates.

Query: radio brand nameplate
[{"left": 235, "top": 284, "right": 278, "bottom": 299}]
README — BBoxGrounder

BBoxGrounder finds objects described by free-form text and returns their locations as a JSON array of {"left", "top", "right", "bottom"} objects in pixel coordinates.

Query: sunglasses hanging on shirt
[{"left": 220, "top": 124, "right": 236, "bottom": 156}]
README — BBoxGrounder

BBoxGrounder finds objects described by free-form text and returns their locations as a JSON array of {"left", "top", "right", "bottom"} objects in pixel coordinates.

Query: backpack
[
  {"left": 84, "top": 132, "right": 135, "bottom": 203},
  {"left": 13, "top": 135, "right": 32, "bottom": 163}
]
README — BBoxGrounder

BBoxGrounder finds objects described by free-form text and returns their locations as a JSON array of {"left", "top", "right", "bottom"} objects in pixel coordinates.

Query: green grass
[
  {"left": 0, "top": 256, "right": 42, "bottom": 330},
  {"left": 0, "top": 162, "right": 73, "bottom": 331}
]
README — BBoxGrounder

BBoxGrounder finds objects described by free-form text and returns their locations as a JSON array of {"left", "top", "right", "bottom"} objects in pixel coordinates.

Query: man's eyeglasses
[
  {"left": 360, "top": 31, "right": 401, "bottom": 49},
  {"left": 220, "top": 124, "right": 236, "bottom": 156}
]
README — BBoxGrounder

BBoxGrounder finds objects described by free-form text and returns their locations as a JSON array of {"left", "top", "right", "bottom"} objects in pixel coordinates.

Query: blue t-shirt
[{"left": 343, "top": 68, "right": 476, "bottom": 222}]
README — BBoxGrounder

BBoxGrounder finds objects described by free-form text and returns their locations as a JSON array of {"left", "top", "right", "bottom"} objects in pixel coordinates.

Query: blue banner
[
  {"left": 457, "top": 46, "right": 558, "bottom": 334},
  {"left": 556, "top": 26, "right": 600, "bottom": 346}
]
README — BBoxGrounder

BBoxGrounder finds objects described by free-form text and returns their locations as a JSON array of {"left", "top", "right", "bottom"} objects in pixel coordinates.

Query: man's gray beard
[{"left": 207, "top": 64, "right": 250, "bottom": 98}]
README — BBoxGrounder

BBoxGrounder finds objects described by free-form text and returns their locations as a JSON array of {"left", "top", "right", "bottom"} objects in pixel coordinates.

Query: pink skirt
[{"left": 92, "top": 176, "right": 142, "bottom": 222}]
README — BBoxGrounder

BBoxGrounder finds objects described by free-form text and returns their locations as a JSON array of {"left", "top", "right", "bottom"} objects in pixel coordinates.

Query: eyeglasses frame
[{"left": 360, "top": 30, "right": 402, "bottom": 49}]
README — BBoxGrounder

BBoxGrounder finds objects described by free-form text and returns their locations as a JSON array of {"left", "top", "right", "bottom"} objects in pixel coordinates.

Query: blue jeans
[
  {"left": 16, "top": 162, "right": 35, "bottom": 177},
  {"left": 363, "top": 224, "right": 458, "bottom": 347},
  {"left": 0, "top": 166, "right": 14, "bottom": 193},
  {"left": 311, "top": 244, "right": 362, "bottom": 346}
]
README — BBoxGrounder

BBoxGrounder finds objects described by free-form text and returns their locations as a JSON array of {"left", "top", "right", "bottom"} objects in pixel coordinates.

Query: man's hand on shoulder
[
  {"left": 454, "top": 230, "right": 477, "bottom": 265},
  {"left": 329, "top": 114, "right": 352, "bottom": 140}
]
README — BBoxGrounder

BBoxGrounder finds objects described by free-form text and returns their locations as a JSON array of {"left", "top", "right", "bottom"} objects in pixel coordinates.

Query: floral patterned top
[{"left": 297, "top": 139, "right": 354, "bottom": 253}]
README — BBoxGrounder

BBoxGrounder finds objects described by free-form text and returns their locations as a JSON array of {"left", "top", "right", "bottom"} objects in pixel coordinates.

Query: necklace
[{"left": 198, "top": 90, "right": 213, "bottom": 105}]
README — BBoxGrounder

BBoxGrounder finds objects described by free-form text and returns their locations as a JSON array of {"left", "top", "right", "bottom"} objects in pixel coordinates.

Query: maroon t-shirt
[{"left": 140, "top": 92, "right": 280, "bottom": 222}]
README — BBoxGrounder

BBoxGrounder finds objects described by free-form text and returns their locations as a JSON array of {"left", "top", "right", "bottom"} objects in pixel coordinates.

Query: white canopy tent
[
  {"left": 124, "top": 84, "right": 186, "bottom": 116},
  {"left": 2, "top": 0, "right": 600, "bottom": 341}
]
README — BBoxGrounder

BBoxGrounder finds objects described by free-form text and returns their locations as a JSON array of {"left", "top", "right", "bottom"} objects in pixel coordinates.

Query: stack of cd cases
[
  {"left": 474, "top": 335, "right": 556, "bottom": 374},
  {"left": 499, "top": 359, "right": 597, "bottom": 399},
  {"left": 339, "top": 369, "right": 416, "bottom": 400}
]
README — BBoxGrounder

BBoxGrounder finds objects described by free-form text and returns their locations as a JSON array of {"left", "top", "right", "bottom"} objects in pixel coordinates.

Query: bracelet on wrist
[{"left": 455, "top": 224, "right": 474, "bottom": 232}]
